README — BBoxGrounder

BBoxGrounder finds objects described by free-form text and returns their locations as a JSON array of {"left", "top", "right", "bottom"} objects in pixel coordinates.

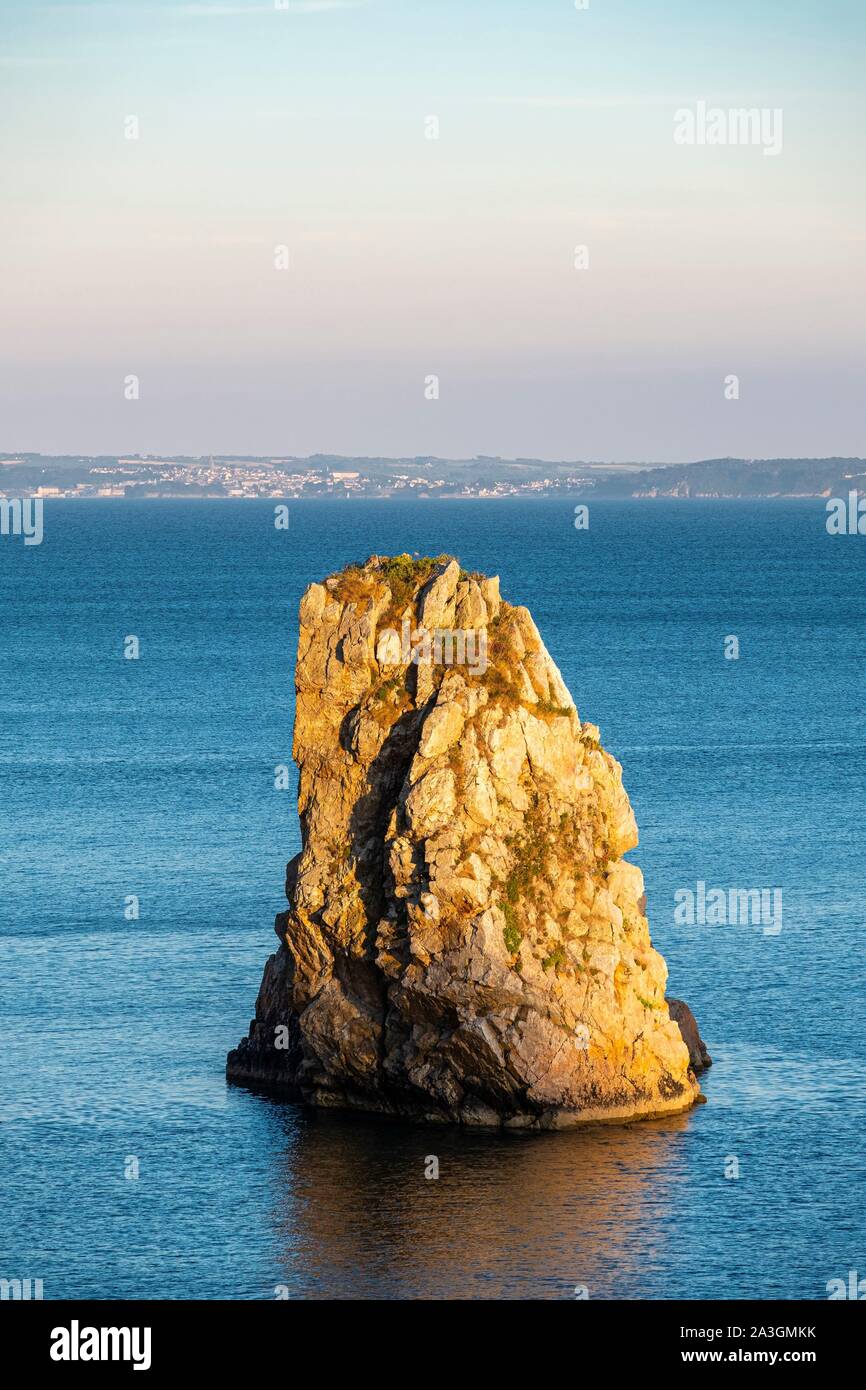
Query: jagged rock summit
[{"left": 227, "top": 554, "right": 705, "bottom": 1127}]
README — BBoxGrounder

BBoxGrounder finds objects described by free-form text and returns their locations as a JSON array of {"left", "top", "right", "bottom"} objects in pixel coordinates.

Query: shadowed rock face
[
  {"left": 227, "top": 555, "right": 703, "bottom": 1128},
  {"left": 667, "top": 999, "right": 712, "bottom": 1072}
]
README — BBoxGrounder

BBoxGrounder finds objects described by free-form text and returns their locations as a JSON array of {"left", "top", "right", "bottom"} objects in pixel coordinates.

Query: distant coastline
[{"left": 2, "top": 453, "right": 863, "bottom": 502}]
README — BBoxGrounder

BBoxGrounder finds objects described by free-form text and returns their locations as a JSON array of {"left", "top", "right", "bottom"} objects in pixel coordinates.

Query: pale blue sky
[{"left": 2, "top": 0, "right": 865, "bottom": 459}]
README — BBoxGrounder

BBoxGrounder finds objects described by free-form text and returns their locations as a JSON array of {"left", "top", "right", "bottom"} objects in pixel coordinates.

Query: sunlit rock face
[{"left": 227, "top": 555, "right": 703, "bottom": 1128}]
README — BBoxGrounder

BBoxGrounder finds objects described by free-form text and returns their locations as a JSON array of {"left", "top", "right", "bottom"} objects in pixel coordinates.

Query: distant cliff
[
  {"left": 227, "top": 555, "right": 705, "bottom": 1127},
  {"left": 582, "top": 456, "right": 866, "bottom": 499}
]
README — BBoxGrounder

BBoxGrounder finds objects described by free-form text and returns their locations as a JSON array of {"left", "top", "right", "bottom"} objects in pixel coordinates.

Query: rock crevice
[{"left": 227, "top": 554, "right": 706, "bottom": 1127}]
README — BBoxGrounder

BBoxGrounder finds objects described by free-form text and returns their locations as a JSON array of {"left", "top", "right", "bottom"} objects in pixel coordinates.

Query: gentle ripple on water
[{"left": 1, "top": 499, "right": 865, "bottom": 1298}]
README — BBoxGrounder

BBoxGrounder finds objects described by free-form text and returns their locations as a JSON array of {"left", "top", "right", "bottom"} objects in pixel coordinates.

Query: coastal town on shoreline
[{"left": 0, "top": 454, "right": 600, "bottom": 500}]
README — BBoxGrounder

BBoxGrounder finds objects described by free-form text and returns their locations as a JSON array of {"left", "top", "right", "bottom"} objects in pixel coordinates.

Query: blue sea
[{"left": 1, "top": 498, "right": 864, "bottom": 1300}]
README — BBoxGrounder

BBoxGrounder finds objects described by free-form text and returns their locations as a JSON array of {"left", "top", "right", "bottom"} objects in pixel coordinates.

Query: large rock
[{"left": 227, "top": 554, "right": 704, "bottom": 1127}]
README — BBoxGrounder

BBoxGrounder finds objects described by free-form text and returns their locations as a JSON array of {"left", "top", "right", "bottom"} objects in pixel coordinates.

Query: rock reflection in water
[{"left": 266, "top": 1104, "right": 696, "bottom": 1299}]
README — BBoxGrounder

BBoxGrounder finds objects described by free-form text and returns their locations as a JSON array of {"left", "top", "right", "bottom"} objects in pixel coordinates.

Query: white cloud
[
  {"left": 173, "top": 2, "right": 362, "bottom": 13},
  {"left": 476, "top": 95, "right": 678, "bottom": 111},
  {"left": 0, "top": 55, "right": 74, "bottom": 67},
  {"left": 39, "top": 1, "right": 363, "bottom": 13}
]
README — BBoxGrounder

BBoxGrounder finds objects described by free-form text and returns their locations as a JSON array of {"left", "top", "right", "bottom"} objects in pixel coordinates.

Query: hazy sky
[{"left": 2, "top": 0, "right": 865, "bottom": 460}]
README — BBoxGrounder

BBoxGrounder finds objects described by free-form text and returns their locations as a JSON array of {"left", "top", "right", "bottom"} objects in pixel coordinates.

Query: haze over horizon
[{"left": 2, "top": 0, "right": 865, "bottom": 460}]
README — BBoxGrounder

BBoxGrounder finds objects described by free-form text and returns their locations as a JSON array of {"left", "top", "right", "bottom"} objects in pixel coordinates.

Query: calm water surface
[{"left": 1, "top": 499, "right": 864, "bottom": 1298}]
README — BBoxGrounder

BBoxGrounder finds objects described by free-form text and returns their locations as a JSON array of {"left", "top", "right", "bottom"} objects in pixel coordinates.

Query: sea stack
[{"left": 227, "top": 555, "right": 706, "bottom": 1127}]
